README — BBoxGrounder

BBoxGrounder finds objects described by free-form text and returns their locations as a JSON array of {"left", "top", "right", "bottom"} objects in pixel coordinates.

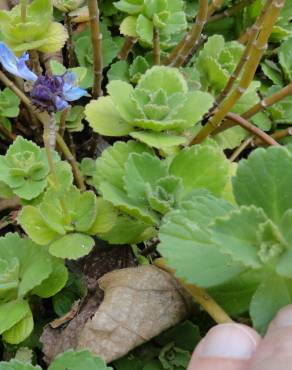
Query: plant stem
[
  {"left": 254, "top": 127, "right": 292, "bottom": 146},
  {"left": 155, "top": 258, "right": 233, "bottom": 324},
  {"left": 163, "top": 0, "right": 208, "bottom": 67},
  {"left": 117, "top": 37, "right": 137, "bottom": 60},
  {"left": 88, "top": 0, "right": 103, "bottom": 99},
  {"left": 29, "top": 50, "right": 42, "bottom": 76},
  {"left": 43, "top": 117, "right": 58, "bottom": 185},
  {"left": 213, "top": 0, "right": 273, "bottom": 110},
  {"left": 243, "top": 83, "right": 292, "bottom": 119},
  {"left": 238, "top": 0, "right": 273, "bottom": 44},
  {"left": 207, "top": 0, "right": 224, "bottom": 17},
  {"left": 226, "top": 112, "right": 280, "bottom": 146},
  {"left": 20, "top": 0, "right": 27, "bottom": 23},
  {"left": 56, "top": 135, "right": 85, "bottom": 190},
  {"left": 153, "top": 27, "right": 160, "bottom": 65},
  {"left": 190, "top": 0, "right": 284, "bottom": 145},
  {"left": 0, "top": 123, "right": 15, "bottom": 141},
  {"left": 0, "top": 70, "right": 86, "bottom": 190},
  {"left": 59, "top": 107, "right": 70, "bottom": 137},
  {"left": 230, "top": 136, "right": 254, "bottom": 161},
  {"left": 209, "top": 0, "right": 256, "bottom": 22},
  {"left": 65, "top": 14, "right": 75, "bottom": 68}
]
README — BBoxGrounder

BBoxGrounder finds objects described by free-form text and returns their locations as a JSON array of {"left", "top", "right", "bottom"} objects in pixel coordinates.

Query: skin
[{"left": 187, "top": 305, "right": 292, "bottom": 370}]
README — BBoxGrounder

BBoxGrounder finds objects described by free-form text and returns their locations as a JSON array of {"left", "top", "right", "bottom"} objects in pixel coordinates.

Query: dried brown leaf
[
  {"left": 77, "top": 265, "right": 191, "bottom": 363},
  {"left": 41, "top": 265, "right": 191, "bottom": 364}
]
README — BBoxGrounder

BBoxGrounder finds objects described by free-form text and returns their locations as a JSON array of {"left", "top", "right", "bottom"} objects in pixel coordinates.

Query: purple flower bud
[{"left": 30, "top": 74, "right": 69, "bottom": 113}]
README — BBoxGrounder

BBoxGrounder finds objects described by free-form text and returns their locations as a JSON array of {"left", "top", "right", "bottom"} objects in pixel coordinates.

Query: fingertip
[{"left": 187, "top": 324, "right": 260, "bottom": 370}]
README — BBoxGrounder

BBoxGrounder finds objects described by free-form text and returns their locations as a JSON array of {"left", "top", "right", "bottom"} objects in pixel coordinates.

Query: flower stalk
[
  {"left": 207, "top": 0, "right": 224, "bottom": 18},
  {"left": 163, "top": 0, "right": 208, "bottom": 67},
  {"left": 190, "top": 0, "right": 285, "bottom": 145},
  {"left": 88, "top": 0, "right": 103, "bottom": 99},
  {"left": 209, "top": 0, "right": 256, "bottom": 22}
]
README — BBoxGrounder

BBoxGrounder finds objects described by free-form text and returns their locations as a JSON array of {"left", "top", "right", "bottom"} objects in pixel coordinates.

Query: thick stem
[
  {"left": 190, "top": 0, "right": 285, "bottom": 145},
  {"left": 88, "top": 0, "right": 103, "bottom": 99},
  {"left": 155, "top": 258, "right": 233, "bottom": 324},
  {"left": 163, "top": 0, "right": 208, "bottom": 67},
  {"left": 238, "top": 0, "right": 273, "bottom": 44},
  {"left": 0, "top": 71, "right": 86, "bottom": 190},
  {"left": 117, "top": 37, "right": 137, "bottom": 60},
  {"left": 153, "top": 27, "right": 160, "bottom": 65},
  {"left": 226, "top": 112, "right": 280, "bottom": 146}
]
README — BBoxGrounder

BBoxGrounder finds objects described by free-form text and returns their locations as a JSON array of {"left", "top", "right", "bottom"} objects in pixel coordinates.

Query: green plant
[
  {"left": 158, "top": 145, "right": 292, "bottom": 333},
  {"left": 0, "top": 0, "right": 68, "bottom": 54},
  {"left": 86, "top": 66, "right": 214, "bottom": 151},
  {"left": 115, "top": 0, "right": 187, "bottom": 47},
  {"left": 0, "top": 233, "right": 67, "bottom": 344},
  {"left": 0, "top": 137, "right": 52, "bottom": 200},
  {"left": 18, "top": 185, "right": 117, "bottom": 259},
  {"left": 86, "top": 140, "right": 231, "bottom": 244}
]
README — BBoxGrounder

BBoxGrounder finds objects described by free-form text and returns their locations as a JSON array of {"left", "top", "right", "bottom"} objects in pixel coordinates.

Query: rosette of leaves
[
  {"left": 87, "top": 140, "right": 230, "bottom": 244},
  {"left": 0, "top": 350, "right": 112, "bottom": 370},
  {"left": 0, "top": 233, "right": 67, "bottom": 344},
  {"left": 86, "top": 66, "right": 214, "bottom": 150},
  {"left": 115, "top": 0, "right": 187, "bottom": 47},
  {"left": 18, "top": 185, "right": 117, "bottom": 259},
  {"left": 0, "top": 136, "right": 51, "bottom": 200},
  {"left": 158, "top": 145, "right": 292, "bottom": 333},
  {"left": 0, "top": 0, "right": 68, "bottom": 54}
]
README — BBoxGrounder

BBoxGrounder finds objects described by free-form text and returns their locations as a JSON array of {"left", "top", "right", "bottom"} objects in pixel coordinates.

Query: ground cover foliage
[{"left": 0, "top": 0, "right": 292, "bottom": 368}]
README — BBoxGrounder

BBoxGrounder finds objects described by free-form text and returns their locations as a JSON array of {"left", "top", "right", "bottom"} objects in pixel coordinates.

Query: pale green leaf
[
  {"left": 233, "top": 146, "right": 292, "bottom": 224},
  {"left": 169, "top": 145, "right": 230, "bottom": 196},
  {"left": 250, "top": 274, "right": 292, "bottom": 333},
  {"left": 85, "top": 96, "right": 132, "bottom": 137},
  {"left": 49, "top": 234, "right": 95, "bottom": 260}
]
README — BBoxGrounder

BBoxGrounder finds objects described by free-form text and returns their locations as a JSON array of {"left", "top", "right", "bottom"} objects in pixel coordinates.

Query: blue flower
[
  {"left": 0, "top": 43, "right": 87, "bottom": 112},
  {"left": 0, "top": 42, "right": 37, "bottom": 82}
]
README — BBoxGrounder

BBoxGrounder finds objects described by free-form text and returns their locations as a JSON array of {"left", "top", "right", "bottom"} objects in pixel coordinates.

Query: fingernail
[
  {"left": 270, "top": 305, "right": 292, "bottom": 328},
  {"left": 196, "top": 324, "right": 259, "bottom": 359}
]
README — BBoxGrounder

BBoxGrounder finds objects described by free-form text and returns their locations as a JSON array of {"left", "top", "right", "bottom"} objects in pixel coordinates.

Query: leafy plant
[
  {"left": 87, "top": 140, "right": 231, "bottom": 244},
  {"left": 0, "top": 0, "right": 68, "bottom": 54},
  {"left": 0, "top": 88, "right": 20, "bottom": 122},
  {"left": 0, "top": 233, "right": 67, "bottom": 344},
  {"left": 0, "top": 350, "right": 112, "bottom": 370},
  {"left": 0, "top": 137, "right": 51, "bottom": 200},
  {"left": 115, "top": 0, "right": 187, "bottom": 47},
  {"left": 158, "top": 145, "right": 292, "bottom": 333},
  {"left": 86, "top": 66, "right": 214, "bottom": 151},
  {"left": 18, "top": 185, "right": 117, "bottom": 259}
]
